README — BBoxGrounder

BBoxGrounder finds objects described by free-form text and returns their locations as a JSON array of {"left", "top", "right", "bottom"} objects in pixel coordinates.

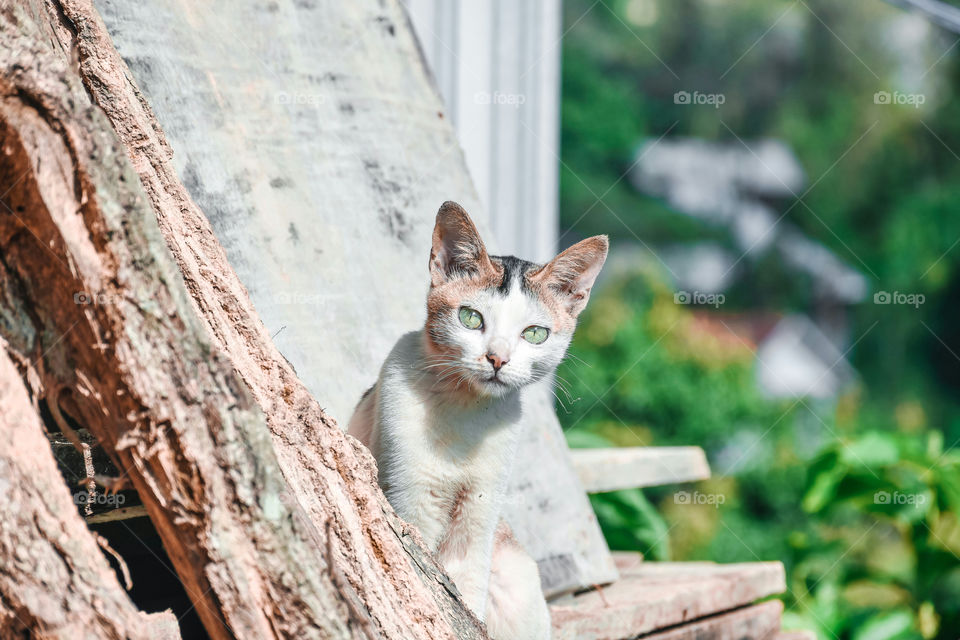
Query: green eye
[
  {"left": 459, "top": 307, "right": 483, "bottom": 330},
  {"left": 522, "top": 326, "right": 549, "bottom": 345}
]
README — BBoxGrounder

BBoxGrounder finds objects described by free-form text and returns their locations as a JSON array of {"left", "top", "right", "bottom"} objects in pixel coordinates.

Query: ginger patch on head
[
  {"left": 420, "top": 201, "right": 608, "bottom": 396},
  {"left": 425, "top": 201, "right": 504, "bottom": 353}
]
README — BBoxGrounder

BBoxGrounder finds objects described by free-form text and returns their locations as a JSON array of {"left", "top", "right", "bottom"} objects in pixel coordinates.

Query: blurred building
[
  {"left": 631, "top": 137, "right": 865, "bottom": 399},
  {"left": 403, "top": 0, "right": 562, "bottom": 263}
]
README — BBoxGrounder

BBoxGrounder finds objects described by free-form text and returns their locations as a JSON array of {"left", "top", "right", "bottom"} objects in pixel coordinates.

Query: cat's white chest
[
  {"left": 371, "top": 339, "right": 523, "bottom": 551},
  {"left": 420, "top": 401, "right": 518, "bottom": 491},
  {"left": 382, "top": 381, "right": 520, "bottom": 493}
]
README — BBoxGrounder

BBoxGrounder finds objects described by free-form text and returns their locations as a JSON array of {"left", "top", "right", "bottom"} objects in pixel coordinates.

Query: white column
[{"left": 403, "top": 0, "right": 561, "bottom": 262}]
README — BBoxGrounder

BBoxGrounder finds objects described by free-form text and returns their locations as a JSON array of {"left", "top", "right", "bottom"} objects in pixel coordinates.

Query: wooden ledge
[
  {"left": 644, "top": 600, "right": 783, "bottom": 640},
  {"left": 551, "top": 554, "right": 785, "bottom": 640},
  {"left": 571, "top": 447, "right": 711, "bottom": 493}
]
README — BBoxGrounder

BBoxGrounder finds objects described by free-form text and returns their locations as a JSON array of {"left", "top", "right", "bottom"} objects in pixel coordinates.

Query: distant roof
[
  {"left": 631, "top": 137, "right": 867, "bottom": 304},
  {"left": 692, "top": 310, "right": 858, "bottom": 399}
]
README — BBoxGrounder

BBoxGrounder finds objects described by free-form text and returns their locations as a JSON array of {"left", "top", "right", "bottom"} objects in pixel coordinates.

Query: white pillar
[{"left": 404, "top": 0, "right": 562, "bottom": 262}]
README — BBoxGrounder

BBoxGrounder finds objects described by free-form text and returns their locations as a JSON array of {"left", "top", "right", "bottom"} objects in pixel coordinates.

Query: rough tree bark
[
  {"left": 0, "top": 342, "right": 179, "bottom": 640},
  {"left": 0, "top": 3, "right": 485, "bottom": 639},
  {"left": 37, "top": 0, "right": 487, "bottom": 636}
]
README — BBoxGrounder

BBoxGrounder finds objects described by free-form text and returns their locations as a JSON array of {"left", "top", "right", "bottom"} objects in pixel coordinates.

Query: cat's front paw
[
  {"left": 485, "top": 523, "right": 552, "bottom": 639},
  {"left": 442, "top": 559, "right": 489, "bottom": 621}
]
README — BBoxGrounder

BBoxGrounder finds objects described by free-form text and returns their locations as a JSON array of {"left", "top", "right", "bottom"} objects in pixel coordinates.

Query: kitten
[{"left": 348, "top": 201, "right": 607, "bottom": 639}]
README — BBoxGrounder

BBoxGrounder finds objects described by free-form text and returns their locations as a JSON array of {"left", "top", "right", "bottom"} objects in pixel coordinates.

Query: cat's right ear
[{"left": 429, "top": 201, "right": 494, "bottom": 286}]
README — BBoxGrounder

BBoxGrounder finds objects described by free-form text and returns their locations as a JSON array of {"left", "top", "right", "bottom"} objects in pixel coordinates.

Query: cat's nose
[{"left": 485, "top": 352, "right": 509, "bottom": 372}]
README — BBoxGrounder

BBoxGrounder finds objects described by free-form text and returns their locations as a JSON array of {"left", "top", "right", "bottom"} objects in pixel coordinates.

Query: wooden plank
[
  {"left": 645, "top": 601, "right": 783, "bottom": 640},
  {"left": 550, "top": 561, "right": 786, "bottom": 640},
  {"left": 610, "top": 551, "right": 645, "bottom": 573},
  {"left": 85, "top": 506, "right": 150, "bottom": 525},
  {"left": 572, "top": 447, "right": 711, "bottom": 493},
  {"left": 504, "top": 386, "right": 619, "bottom": 596}
]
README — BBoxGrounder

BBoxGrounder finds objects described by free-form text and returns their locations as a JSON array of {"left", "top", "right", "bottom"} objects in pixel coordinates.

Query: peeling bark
[
  {"left": 0, "top": 342, "right": 179, "bottom": 640},
  {"left": 0, "top": 1, "right": 486, "bottom": 639},
  {"left": 1, "top": 9, "right": 354, "bottom": 638}
]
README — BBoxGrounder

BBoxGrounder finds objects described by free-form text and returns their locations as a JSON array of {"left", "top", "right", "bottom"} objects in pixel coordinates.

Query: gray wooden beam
[
  {"left": 644, "top": 601, "right": 783, "bottom": 640},
  {"left": 571, "top": 447, "right": 711, "bottom": 493},
  {"left": 550, "top": 557, "right": 786, "bottom": 640}
]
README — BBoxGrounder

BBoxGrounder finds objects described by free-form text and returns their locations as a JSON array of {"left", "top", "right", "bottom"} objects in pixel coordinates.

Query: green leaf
[
  {"left": 851, "top": 609, "right": 918, "bottom": 640},
  {"left": 841, "top": 432, "right": 900, "bottom": 469},
  {"left": 589, "top": 489, "right": 671, "bottom": 560},
  {"left": 937, "top": 467, "right": 960, "bottom": 515},
  {"left": 803, "top": 465, "right": 846, "bottom": 513}
]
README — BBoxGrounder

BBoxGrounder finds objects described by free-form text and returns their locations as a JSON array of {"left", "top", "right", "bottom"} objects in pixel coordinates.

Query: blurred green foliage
[
  {"left": 558, "top": 0, "right": 960, "bottom": 638},
  {"left": 561, "top": 277, "right": 960, "bottom": 639},
  {"left": 792, "top": 429, "right": 960, "bottom": 638}
]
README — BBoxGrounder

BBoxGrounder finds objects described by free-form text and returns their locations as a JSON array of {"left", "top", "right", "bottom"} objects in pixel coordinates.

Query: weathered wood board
[
  {"left": 644, "top": 601, "right": 783, "bottom": 640},
  {"left": 572, "top": 447, "right": 711, "bottom": 493},
  {"left": 550, "top": 553, "right": 786, "bottom": 640},
  {"left": 94, "top": 0, "right": 616, "bottom": 594}
]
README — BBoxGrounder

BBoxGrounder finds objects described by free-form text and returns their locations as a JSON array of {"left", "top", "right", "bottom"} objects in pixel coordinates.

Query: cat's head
[{"left": 424, "top": 201, "right": 607, "bottom": 397}]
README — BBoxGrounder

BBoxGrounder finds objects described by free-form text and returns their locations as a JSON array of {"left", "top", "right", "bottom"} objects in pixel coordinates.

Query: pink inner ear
[
  {"left": 430, "top": 202, "right": 495, "bottom": 283},
  {"left": 539, "top": 236, "right": 608, "bottom": 295}
]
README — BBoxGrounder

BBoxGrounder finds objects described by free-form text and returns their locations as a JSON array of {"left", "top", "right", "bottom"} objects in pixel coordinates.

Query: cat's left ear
[
  {"left": 429, "top": 201, "right": 495, "bottom": 286},
  {"left": 531, "top": 236, "right": 608, "bottom": 316}
]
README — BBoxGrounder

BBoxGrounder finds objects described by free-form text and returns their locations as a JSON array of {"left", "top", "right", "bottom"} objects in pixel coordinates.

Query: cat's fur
[{"left": 348, "top": 201, "right": 607, "bottom": 639}]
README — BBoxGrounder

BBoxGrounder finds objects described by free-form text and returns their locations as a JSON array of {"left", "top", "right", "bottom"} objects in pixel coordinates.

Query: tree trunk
[
  {"left": 0, "top": 2, "right": 485, "bottom": 639},
  {"left": 0, "top": 342, "right": 179, "bottom": 640}
]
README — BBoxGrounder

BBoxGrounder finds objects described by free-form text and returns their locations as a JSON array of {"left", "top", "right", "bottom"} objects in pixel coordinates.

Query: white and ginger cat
[{"left": 348, "top": 201, "right": 607, "bottom": 639}]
